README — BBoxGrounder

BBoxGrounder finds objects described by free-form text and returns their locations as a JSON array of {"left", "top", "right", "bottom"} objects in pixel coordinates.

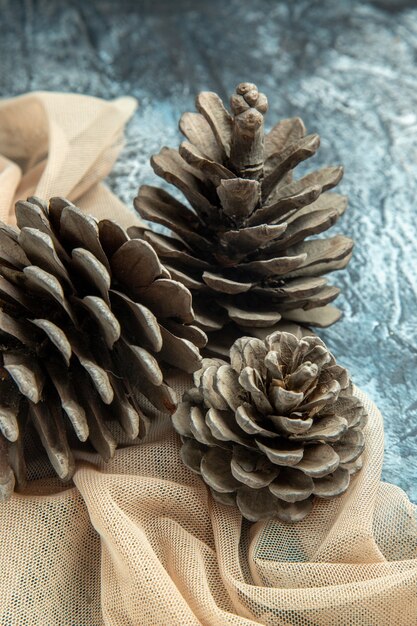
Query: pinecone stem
[{"left": 229, "top": 83, "right": 268, "bottom": 180}]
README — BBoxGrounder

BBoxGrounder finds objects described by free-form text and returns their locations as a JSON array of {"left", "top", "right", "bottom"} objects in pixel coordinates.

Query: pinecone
[
  {"left": 173, "top": 332, "right": 366, "bottom": 523},
  {"left": 134, "top": 82, "right": 353, "bottom": 352},
  {"left": 0, "top": 197, "right": 205, "bottom": 500}
]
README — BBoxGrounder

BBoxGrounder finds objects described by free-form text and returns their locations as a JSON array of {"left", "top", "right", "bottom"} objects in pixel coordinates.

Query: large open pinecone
[
  {"left": 173, "top": 331, "right": 366, "bottom": 523},
  {"left": 134, "top": 82, "right": 353, "bottom": 352},
  {"left": 0, "top": 197, "right": 205, "bottom": 500}
]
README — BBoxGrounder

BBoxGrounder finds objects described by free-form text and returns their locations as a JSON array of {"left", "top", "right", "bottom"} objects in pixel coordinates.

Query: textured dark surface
[{"left": 1, "top": 0, "right": 417, "bottom": 502}]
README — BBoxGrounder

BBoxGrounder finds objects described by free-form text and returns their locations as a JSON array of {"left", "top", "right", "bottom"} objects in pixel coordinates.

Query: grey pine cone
[
  {"left": 134, "top": 82, "right": 353, "bottom": 353},
  {"left": 173, "top": 331, "right": 366, "bottom": 523},
  {"left": 0, "top": 197, "right": 205, "bottom": 500}
]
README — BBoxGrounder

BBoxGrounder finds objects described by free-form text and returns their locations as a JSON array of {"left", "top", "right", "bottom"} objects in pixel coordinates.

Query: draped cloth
[
  {"left": 0, "top": 91, "right": 140, "bottom": 227},
  {"left": 0, "top": 93, "right": 416, "bottom": 626}
]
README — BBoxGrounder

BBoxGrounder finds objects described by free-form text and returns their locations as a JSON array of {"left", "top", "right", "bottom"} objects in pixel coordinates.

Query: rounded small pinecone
[
  {"left": 173, "top": 332, "right": 366, "bottom": 523},
  {"left": 0, "top": 197, "right": 205, "bottom": 500},
  {"left": 134, "top": 82, "right": 353, "bottom": 352}
]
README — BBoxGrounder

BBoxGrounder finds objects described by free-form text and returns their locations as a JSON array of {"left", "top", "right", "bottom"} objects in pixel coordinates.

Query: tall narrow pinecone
[
  {"left": 173, "top": 332, "right": 366, "bottom": 523},
  {"left": 0, "top": 197, "right": 205, "bottom": 500},
  {"left": 134, "top": 82, "right": 353, "bottom": 352}
]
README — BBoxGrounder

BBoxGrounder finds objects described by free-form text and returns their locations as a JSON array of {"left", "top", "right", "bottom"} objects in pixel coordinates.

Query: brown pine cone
[
  {"left": 134, "top": 82, "right": 353, "bottom": 353},
  {"left": 173, "top": 332, "right": 366, "bottom": 523},
  {"left": 0, "top": 197, "right": 205, "bottom": 500}
]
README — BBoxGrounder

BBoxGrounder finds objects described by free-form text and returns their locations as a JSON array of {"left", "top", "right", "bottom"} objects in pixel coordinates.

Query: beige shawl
[{"left": 0, "top": 92, "right": 416, "bottom": 626}]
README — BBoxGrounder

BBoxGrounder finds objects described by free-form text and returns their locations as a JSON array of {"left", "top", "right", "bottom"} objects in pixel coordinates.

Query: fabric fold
[{"left": 0, "top": 91, "right": 142, "bottom": 227}]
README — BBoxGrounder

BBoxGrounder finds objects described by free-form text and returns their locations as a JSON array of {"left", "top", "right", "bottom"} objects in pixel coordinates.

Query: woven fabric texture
[
  {"left": 0, "top": 92, "right": 416, "bottom": 626},
  {"left": 0, "top": 91, "right": 143, "bottom": 228}
]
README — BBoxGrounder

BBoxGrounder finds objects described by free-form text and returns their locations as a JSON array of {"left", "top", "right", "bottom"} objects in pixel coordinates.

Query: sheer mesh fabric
[
  {"left": 0, "top": 92, "right": 416, "bottom": 626},
  {"left": 0, "top": 91, "right": 143, "bottom": 227}
]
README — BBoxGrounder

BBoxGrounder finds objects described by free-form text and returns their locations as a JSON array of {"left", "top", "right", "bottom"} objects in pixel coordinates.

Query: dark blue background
[{"left": 1, "top": 0, "right": 416, "bottom": 501}]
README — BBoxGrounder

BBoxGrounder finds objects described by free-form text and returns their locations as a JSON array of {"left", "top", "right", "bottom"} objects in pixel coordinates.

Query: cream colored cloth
[
  {"left": 0, "top": 91, "right": 141, "bottom": 227},
  {"left": 0, "top": 385, "right": 416, "bottom": 625},
  {"left": 0, "top": 93, "right": 416, "bottom": 626}
]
